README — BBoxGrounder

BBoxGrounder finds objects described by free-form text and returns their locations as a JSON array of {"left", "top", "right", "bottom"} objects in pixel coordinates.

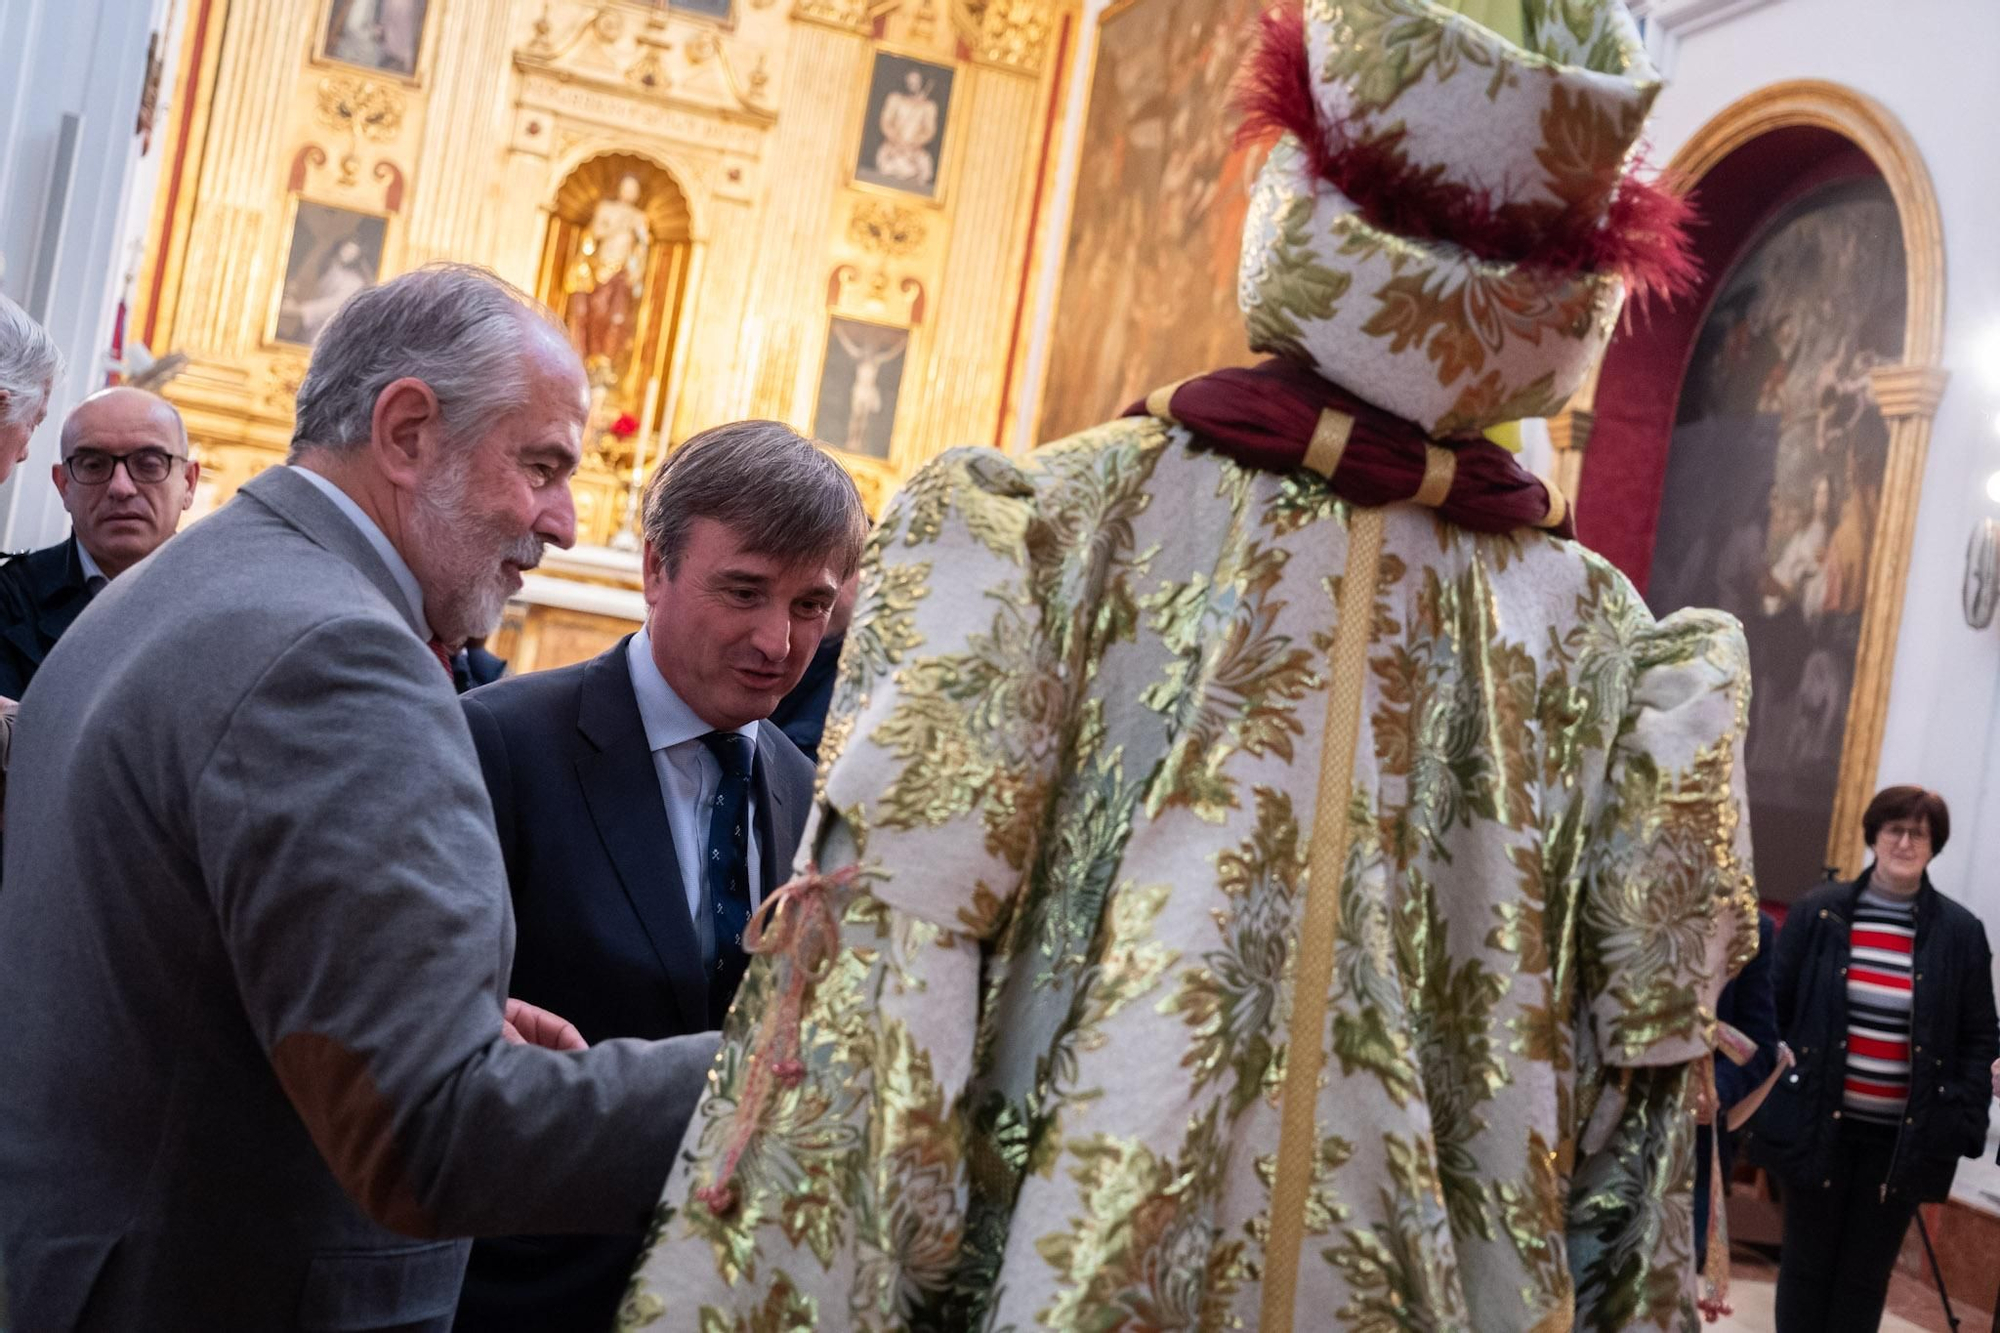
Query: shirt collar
[
  {"left": 289, "top": 465, "right": 431, "bottom": 637},
  {"left": 74, "top": 540, "right": 106, "bottom": 586},
  {"left": 626, "top": 626, "right": 760, "bottom": 755}
]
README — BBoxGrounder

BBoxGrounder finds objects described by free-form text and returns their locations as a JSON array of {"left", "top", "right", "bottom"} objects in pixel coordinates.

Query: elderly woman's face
[
  {"left": 0, "top": 387, "right": 49, "bottom": 483},
  {"left": 1872, "top": 813, "right": 1934, "bottom": 883}
]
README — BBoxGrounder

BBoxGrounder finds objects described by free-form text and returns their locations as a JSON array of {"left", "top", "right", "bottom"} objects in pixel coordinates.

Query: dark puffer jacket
[{"left": 1742, "top": 868, "right": 1998, "bottom": 1202}]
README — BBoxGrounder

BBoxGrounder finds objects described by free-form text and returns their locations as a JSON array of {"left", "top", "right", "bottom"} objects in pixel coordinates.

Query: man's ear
[
  {"left": 179, "top": 459, "right": 202, "bottom": 513},
  {"left": 368, "top": 377, "right": 443, "bottom": 490},
  {"left": 641, "top": 538, "right": 666, "bottom": 607}
]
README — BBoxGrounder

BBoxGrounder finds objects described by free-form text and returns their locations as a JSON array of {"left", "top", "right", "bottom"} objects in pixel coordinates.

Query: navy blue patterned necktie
[{"left": 699, "top": 729, "right": 756, "bottom": 1027}]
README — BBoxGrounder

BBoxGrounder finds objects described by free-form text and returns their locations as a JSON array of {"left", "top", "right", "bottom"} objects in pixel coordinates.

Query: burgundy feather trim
[{"left": 1233, "top": 4, "right": 1697, "bottom": 307}]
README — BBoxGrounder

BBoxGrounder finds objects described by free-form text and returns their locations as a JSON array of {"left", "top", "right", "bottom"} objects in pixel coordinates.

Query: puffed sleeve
[
  {"left": 621, "top": 446, "right": 1076, "bottom": 1331},
  {"left": 1568, "top": 607, "right": 1758, "bottom": 1332}
]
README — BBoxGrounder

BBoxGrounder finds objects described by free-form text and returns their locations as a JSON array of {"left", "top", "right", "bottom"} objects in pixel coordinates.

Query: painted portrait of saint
[
  {"left": 275, "top": 202, "right": 388, "bottom": 346},
  {"left": 1647, "top": 176, "right": 1905, "bottom": 893},
  {"left": 813, "top": 318, "right": 908, "bottom": 460},
  {"left": 1036, "top": 0, "right": 1264, "bottom": 442},
  {"left": 855, "top": 54, "right": 955, "bottom": 200},
  {"left": 322, "top": 0, "right": 428, "bottom": 78}
]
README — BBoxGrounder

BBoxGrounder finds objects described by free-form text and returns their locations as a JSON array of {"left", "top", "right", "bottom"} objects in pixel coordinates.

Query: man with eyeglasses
[{"left": 0, "top": 386, "right": 197, "bottom": 696}]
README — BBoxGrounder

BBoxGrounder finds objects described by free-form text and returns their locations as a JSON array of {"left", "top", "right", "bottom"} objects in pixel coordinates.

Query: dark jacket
[
  {"left": 453, "top": 641, "right": 815, "bottom": 1333},
  {"left": 0, "top": 537, "right": 97, "bottom": 699},
  {"left": 1743, "top": 869, "right": 1998, "bottom": 1202}
]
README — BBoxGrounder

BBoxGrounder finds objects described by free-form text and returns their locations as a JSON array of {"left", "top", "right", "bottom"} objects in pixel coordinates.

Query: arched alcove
[{"left": 1571, "top": 81, "right": 1947, "bottom": 884}]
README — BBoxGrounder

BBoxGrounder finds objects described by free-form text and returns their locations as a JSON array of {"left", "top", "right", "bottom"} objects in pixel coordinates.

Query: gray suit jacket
[{"left": 0, "top": 467, "right": 718, "bottom": 1332}]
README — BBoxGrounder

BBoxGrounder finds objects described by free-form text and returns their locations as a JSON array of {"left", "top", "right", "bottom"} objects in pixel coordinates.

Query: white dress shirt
[
  {"left": 626, "top": 627, "right": 762, "bottom": 963},
  {"left": 75, "top": 542, "right": 107, "bottom": 588},
  {"left": 290, "top": 465, "right": 432, "bottom": 637}
]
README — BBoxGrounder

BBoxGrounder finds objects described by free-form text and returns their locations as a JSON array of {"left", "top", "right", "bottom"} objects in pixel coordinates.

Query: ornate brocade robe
[{"left": 623, "top": 416, "right": 1759, "bottom": 1331}]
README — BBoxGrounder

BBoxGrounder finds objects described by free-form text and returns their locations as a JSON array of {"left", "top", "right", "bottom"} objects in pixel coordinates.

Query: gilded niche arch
[
  {"left": 534, "top": 151, "right": 700, "bottom": 545},
  {"left": 1568, "top": 80, "right": 1946, "bottom": 880}
]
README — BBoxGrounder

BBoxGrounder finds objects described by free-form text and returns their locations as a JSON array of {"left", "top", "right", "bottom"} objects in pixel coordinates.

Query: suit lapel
[{"left": 575, "top": 646, "right": 709, "bottom": 1029}]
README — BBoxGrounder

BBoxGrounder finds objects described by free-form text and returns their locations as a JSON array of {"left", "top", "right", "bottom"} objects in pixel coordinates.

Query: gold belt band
[
  {"left": 1303, "top": 408, "right": 1355, "bottom": 478},
  {"left": 1143, "top": 377, "right": 1195, "bottom": 423},
  {"left": 1414, "top": 443, "right": 1457, "bottom": 508},
  {"left": 1258, "top": 503, "right": 1387, "bottom": 1331}
]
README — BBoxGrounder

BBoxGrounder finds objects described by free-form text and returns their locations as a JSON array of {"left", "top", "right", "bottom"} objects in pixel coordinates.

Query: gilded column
[
  {"left": 401, "top": 0, "right": 517, "bottom": 271},
  {"left": 671, "top": 196, "right": 760, "bottom": 437},
  {"left": 172, "top": 0, "right": 318, "bottom": 358},
  {"left": 903, "top": 65, "right": 1038, "bottom": 462},
  {"left": 1826, "top": 362, "right": 1951, "bottom": 872},
  {"left": 744, "top": 13, "right": 872, "bottom": 424}
]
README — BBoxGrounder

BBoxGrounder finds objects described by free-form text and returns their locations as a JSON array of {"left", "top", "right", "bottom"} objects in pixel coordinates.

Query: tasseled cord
[
  {"left": 693, "top": 862, "right": 858, "bottom": 1218},
  {"left": 1233, "top": 3, "right": 1700, "bottom": 310}
]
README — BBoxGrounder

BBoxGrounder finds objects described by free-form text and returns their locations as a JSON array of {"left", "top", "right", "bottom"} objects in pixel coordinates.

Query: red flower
[{"left": 609, "top": 412, "right": 640, "bottom": 439}]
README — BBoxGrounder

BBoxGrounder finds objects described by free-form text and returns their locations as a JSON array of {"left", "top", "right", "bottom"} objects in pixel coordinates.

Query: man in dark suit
[
  {"left": 0, "top": 387, "right": 198, "bottom": 696},
  {"left": 454, "top": 420, "right": 867, "bottom": 1332}
]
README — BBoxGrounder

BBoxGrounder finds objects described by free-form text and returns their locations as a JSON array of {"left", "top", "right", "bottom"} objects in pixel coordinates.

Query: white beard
[{"left": 410, "top": 453, "right": 543, "bottom": 645}]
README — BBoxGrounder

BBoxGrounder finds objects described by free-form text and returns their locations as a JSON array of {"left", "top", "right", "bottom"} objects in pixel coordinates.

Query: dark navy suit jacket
[{"left": 453, "top": 638, "right": 814, "bottom": 1332}]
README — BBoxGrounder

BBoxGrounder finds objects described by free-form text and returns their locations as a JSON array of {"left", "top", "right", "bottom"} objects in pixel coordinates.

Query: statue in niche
[
  {"left": 874, "top": 71, "right": 940, "bottom": 189},
  {"left": 564, "top": 175, "right": 651, "bottom": 376}
]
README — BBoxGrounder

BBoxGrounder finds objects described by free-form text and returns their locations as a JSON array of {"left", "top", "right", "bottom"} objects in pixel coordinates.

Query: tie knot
[{"left": 700, "top": 729, "right": 755, "bottom": 780}]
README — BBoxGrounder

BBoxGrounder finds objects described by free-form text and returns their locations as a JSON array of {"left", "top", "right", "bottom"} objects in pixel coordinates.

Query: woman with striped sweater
[{"left": 1746, "top": 786, "right": 1999, "bottom": 1331}]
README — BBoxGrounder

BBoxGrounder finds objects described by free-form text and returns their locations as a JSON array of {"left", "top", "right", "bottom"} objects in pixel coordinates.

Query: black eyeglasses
[{"left": 62, "top": 448, "right": 187, "bottom": 486}]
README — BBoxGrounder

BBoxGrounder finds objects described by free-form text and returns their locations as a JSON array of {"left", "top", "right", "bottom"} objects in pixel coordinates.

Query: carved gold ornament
[
  {"left": 848, "top": 200, "right": 927, "bottom": 258},
  {"left": 315, "top": 76, "right": 404, "bottom": 144},
  {"left": 953, "top": 0, "right": 1050, "bottom": 73}
]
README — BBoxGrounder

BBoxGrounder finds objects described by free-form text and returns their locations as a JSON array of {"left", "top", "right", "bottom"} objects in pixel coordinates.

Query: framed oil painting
[
  {"left": 1035, "top": 0, "right": 1264, "bottom": 443},
  {"left": 813, "top": 317, "right": 909, "bottom": 460},
  {"left": 1646, "top": 176, "right": 1906, "bottom": 896},
  {"left": 274, "top": 201, "right": 388, "bottom": 347},
  {"left": 854, "top": 53, "right": 954, "bottom": 201},
  {"left": 320, "top": 0, "right": 429, "bottom": 80}
]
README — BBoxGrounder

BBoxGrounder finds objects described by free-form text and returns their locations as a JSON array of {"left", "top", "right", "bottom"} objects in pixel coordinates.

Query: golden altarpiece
[{"left": 135, "top": 0, "right": 1076, "bottom": 669}]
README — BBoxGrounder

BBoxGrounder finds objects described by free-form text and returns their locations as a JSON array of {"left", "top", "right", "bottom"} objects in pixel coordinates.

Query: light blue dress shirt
[{"left": 626, "top": 626, "right": 763, "bottom": 963}]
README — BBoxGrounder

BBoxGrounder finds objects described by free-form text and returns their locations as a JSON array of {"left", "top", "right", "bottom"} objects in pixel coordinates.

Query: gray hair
[
  {"left": 0, "top": 292, "right": 62, "bottom": 429},
  {"left": 288, "top": 263, "right": 568, "bottom": 458},
  {"left": 644, "top": 421, "right": 867, "bottom": 581}
]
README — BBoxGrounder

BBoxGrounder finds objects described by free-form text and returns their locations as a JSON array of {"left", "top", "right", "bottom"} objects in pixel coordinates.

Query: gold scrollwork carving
[
  {"left": 793, "top": 0, "right": 874, "bottom": 35},
  {"left": 953, "top": 0, "right": 1050, "bottom": 73},
  {"left": 315, "top": 76, "right": 405, "bottom": 143},
  {"left": 847, "top": 200, "right": 926, "bottom": 257}
]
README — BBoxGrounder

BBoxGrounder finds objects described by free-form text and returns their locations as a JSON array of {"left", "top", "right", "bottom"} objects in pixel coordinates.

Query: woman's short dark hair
[{"left": 1862, "top": 785, "right": 1950, "bottom": 856}]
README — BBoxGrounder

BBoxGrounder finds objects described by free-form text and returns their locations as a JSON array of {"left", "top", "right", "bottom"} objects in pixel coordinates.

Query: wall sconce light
[{"left": 1966, "top": 512, "right": 2000, "bottom": 628}]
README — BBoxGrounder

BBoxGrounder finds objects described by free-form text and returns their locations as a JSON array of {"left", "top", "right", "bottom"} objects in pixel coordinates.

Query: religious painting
[
  {"left": 273, "top": 200, "right": 387, "bottom": 347},
  {"left": 854, "top": 53, "right": 954, "bottom": 201},
  {"left": 1646, "top": 176, "right": 1906, "bottom": 897},
  {"left": 667, "top": 0, "right": 734, "bottom": 22},
  {"left": 320, "top": 0, "right": 429, "bottom": 79},
  {"left": 1036, "top": 0, "right": 1264, "bottom": 442},
  {"left": 813, "top": 317, "right": 908, "bottom": 460}
]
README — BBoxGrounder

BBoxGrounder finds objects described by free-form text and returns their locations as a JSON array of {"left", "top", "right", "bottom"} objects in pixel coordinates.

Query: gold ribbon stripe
[
  {"left": 1538, "top": 482, "right": 1571, "bottom": 531},
  {"left": 1303, "top": 408, "right": 1354, "bottom": 478},
  {"left": 1258, "top": 503, "right": 1388, "bottom": 1332},
  {"left": 1413, "top": 443, "right": 1457, "bottom": 508},
  {"left": 1143, "top": 376, "right": 1195, "bottom": 423}
]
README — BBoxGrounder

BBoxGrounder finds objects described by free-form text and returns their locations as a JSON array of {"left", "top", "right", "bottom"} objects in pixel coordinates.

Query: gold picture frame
[
  {"left": 848, "top": 44, "right": 957, "bottom": 210},
  {"left": 313, "top": 0, "right": 434, "bottom": 87},
  {"left": 266, "top": 194, "right": 394, "bottom": 349}
]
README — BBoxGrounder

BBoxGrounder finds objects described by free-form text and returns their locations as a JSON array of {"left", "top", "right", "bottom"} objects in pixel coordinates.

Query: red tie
[{"left": 426, "top": 637, "right": 454, "bottom": 680}]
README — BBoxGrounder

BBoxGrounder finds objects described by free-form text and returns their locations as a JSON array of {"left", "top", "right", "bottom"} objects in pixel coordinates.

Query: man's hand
[
  {"left": 502, "top": 997, "right": 587, "bottom": 1051},
  {"left": 1990, "top": 1055, "right": 1999, "bottom": 1101}
]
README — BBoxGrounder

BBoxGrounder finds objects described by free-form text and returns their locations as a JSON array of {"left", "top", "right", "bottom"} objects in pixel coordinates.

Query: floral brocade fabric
[{"left": 622, "top": 418, "right": 1758, "bottom": 1332}]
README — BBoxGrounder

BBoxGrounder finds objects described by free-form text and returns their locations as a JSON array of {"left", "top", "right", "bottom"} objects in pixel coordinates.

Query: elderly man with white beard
[{"left": 0, "top": 264, "right": 720, "bottom": 1333}]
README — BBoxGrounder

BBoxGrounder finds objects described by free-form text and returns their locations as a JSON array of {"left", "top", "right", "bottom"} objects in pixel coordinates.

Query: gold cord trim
[
  {"left": 1259, "top": 504, "right": 1387, "bottom": 1332},
  {"left": 1303, "top": 409, "right": 1354, "bottom": 478},
  {"left": 1414, "top": 443, "right": 1457, "bottom": 508},
  {"left": 1143, "top": 376, "right": 1194, "bottom": 423},
  {"left": 1538, "top": 481, "right": 1570, "bottom": 530}
]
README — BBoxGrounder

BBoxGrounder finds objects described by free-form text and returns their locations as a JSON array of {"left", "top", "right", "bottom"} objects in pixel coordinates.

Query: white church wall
[
  {"left": 1643, "top": 0, "right": 2000, "bottom": 1205},
  {"left": 0, "top": 0, "right": 180, "bottom": 552}
]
